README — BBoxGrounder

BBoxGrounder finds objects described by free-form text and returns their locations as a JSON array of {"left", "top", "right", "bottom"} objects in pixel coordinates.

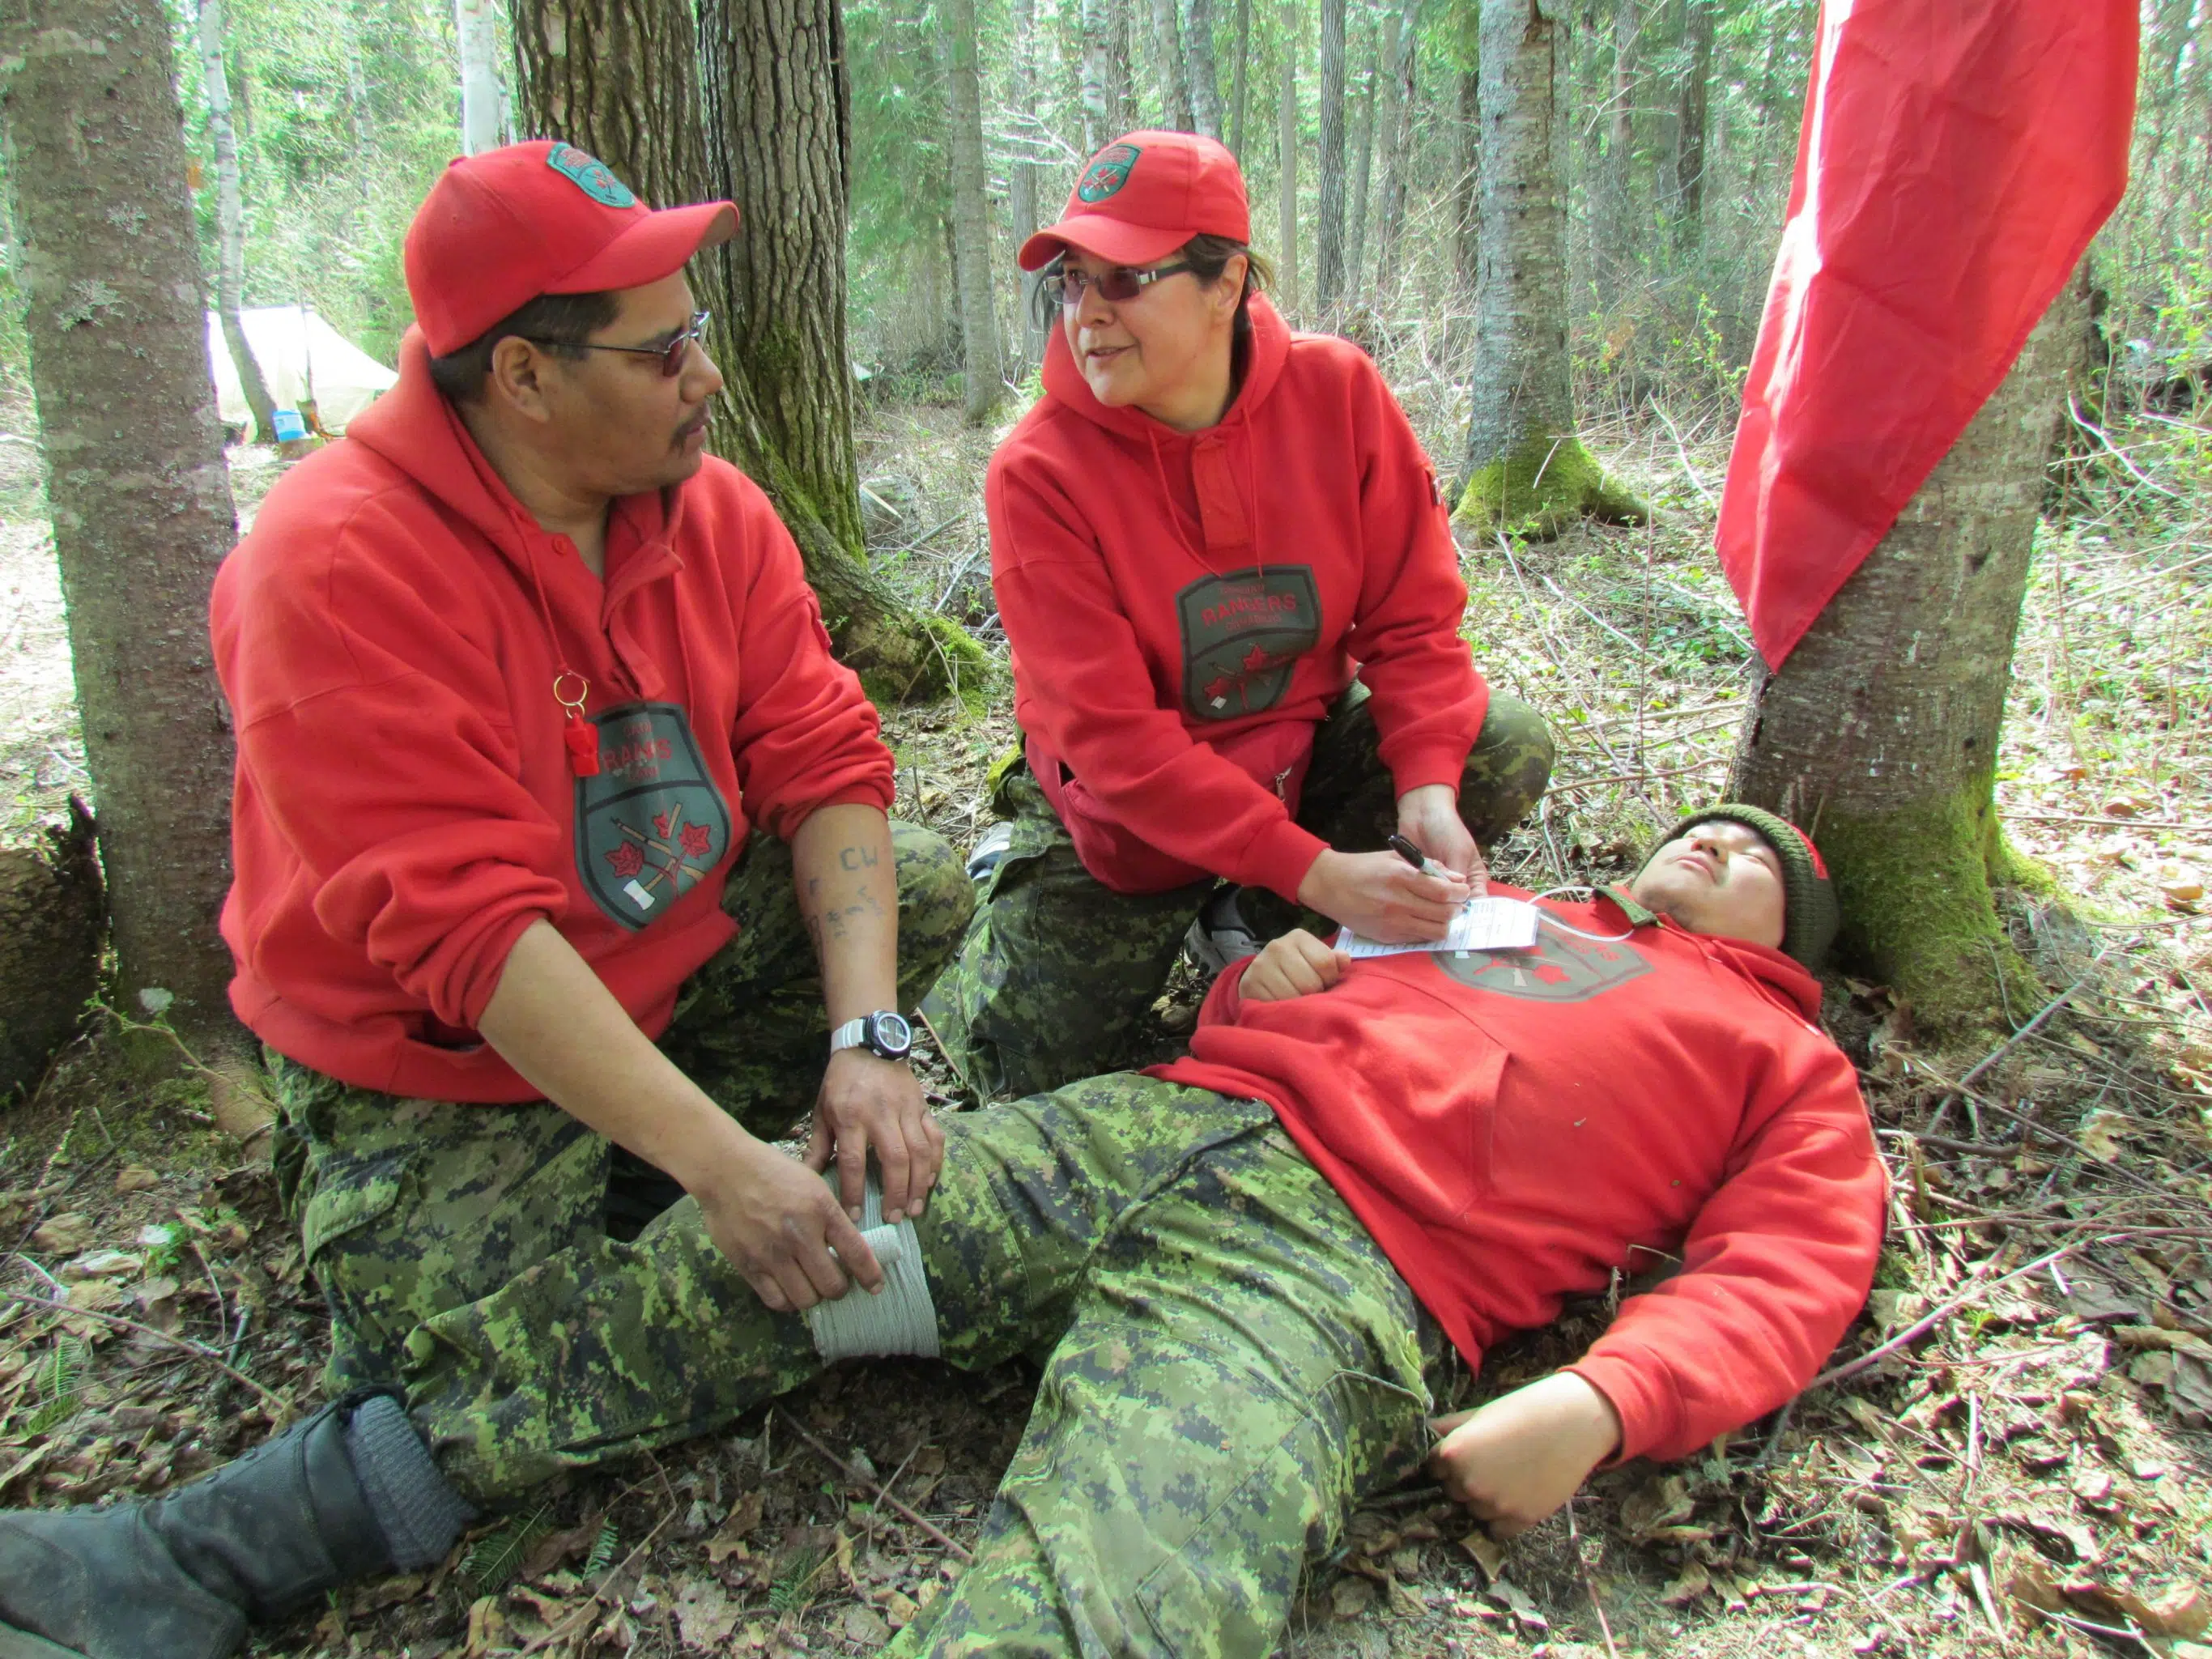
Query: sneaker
[
  {"left": 965, "top": 821, "right": 1015, "bottom": 884},
  {"left": 1185, "top": 886, "right": 1261, "bottom": 977}
]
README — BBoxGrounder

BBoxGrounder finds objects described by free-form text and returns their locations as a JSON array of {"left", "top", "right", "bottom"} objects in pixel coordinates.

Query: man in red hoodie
[{"left": 2, "top": 806, "right": 1881, "bottom": 1659}]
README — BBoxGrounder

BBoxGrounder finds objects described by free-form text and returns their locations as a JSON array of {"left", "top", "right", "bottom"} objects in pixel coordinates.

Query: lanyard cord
[{"left": 1528, "top": 885, "right": 1636, "bottom": 944}]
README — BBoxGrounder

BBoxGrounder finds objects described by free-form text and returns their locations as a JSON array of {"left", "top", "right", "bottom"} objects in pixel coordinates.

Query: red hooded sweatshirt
[
  {"left": 1155, "top": 886, "right": 1884, "bottom": 1463},
  {"left": 989, "top": 295, "right": 1486, "bottom": 900},
  {"left": 211, "top": 334, "right": 893, "bottom": 1103}
]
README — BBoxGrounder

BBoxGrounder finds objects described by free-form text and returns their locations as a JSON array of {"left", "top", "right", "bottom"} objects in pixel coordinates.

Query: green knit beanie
[{"left": 1639, "top": 804, "right": 1840, "bottom": 973}]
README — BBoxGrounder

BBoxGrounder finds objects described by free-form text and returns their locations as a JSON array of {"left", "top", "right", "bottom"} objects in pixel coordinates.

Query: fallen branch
[
  {"left": 1809, "top": 1240, "right": 2090, "bottom": 1391},
  {"left": 776, "top": 1408, "right": 975, "bottom": 1563},
  {"left": 0, "top": 1284, "right": 291, "bottom": 1419},
  {"left": 1953, "top": 933, "right": 2138, "bottom": 1095}
]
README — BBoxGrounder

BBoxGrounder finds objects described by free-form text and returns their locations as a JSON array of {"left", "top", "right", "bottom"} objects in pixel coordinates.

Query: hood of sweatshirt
[
  {"left": 1039, "top": 290, "right": 1295, "bottom": 446},
  {"left": 1598, "top": 883, "right": 1824, "bottom": 1023},
  {"left": 343, "top": 327, "right": 685, "bottom": 700}
]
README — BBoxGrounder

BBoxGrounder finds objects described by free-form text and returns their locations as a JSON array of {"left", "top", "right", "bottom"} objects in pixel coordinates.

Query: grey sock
[{"left": 342, "top": 1394, "right": 476, "bottom": 1572}]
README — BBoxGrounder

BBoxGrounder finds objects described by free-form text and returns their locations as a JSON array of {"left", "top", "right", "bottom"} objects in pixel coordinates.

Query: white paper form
[{"left": 1334, "top": 896, "right": 1542, "bottom": 959}]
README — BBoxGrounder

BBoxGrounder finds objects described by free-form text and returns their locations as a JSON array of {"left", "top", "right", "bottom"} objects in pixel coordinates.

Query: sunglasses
[
  {"left": 1044, "top": 263, "right": 1195, "bottom": 308},
  {"left": 528, "top": 309, "right": 712, "bottom": 376}
]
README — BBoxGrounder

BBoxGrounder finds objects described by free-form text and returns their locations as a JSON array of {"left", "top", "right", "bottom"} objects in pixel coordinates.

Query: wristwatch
[{"left": 828, "top": 1010, "right": 913, "bottom": 1061}]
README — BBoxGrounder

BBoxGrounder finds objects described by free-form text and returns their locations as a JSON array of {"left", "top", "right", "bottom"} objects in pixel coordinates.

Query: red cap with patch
[
  {"left": 404, "top": 140, "right": 739, "bottom": 356},
  {"left": 1018, "top": 130, "right": 1251, "bottom": 272}
]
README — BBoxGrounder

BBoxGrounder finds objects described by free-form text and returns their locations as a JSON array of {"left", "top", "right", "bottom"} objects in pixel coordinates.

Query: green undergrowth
[{"left": 1455, "top": 428, "right": 1648, "bottom": 539}]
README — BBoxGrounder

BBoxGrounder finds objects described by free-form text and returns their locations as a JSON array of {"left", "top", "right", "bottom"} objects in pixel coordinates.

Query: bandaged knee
[{"left": 805, "top": 1179, "right": 941, "bottom": 1362}]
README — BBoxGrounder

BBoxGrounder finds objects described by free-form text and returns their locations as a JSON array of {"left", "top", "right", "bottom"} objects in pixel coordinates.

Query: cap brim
[
  {"left": 552, "top": 201, "right": 740, "bottom": 294},
  {"left": 1018, "top": 215, "right": 1189, "bottom": 271}
]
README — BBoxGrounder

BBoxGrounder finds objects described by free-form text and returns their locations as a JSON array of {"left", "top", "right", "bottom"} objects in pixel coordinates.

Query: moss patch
[
  {"left": 854, "top": 612, "right": 993, "bottom": 710},
  {"left": 1454, "top": 428, "right": 1648, "bottom": 540}
]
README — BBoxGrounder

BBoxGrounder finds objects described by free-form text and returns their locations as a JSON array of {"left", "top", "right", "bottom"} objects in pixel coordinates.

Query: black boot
[{"left": 0, "top": 1392, "right": 472, "bottom": 1659}]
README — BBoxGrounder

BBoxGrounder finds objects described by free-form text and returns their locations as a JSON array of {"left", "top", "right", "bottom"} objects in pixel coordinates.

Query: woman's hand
[
  {"left": 1297, "top": 848, "right": 1470, "bottom": 942},
  {"left": 1397, "top": 783, "right": 1487, "bottom": 894},
  {"left": 1240, "top": 929, "right": 1351, "bottom": 1002},
  {"left": 1428, "top": 1373, "right": 1623, "bottom": 1538}
]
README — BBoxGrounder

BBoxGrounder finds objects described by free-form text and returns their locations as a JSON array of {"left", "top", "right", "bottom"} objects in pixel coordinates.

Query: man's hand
[
  {"left": 1428, "top": 1373, "right": 1622, "bottom": 1538},
  {"left": 1298, "top": 848, "right": 1470, "bottom": 942},
  {"left": 807, "top": 1049, "right": 944, "bottom": 1223},
  {"left": 1241, "top": 929, "right": 1351, "bottom": 1002},
  {"left": 1397, "top": 783, "right": 1488, "bottom": 895},
  {"left": 684, "top": 1125, "right": 884, "bottom": 1315}
]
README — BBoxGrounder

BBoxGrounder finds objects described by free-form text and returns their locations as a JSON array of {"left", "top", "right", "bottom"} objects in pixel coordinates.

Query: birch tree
[
  {"left": 455, "top": 0, "right": 501, "bottom": 152},
  {"left": 197, "top": 0, "right": 279, "bottom": 443},
  {"left": 1151, "top": 0, "right": 1194, "bottom": 129},
  {"left": 1187, "top": 0, "right": 1224, "bottom": 137}
]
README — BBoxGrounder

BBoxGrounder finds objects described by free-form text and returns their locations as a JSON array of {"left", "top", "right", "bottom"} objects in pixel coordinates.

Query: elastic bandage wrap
[{"left": 804, "top": 1179, "right": 940, "bottom": 1362}]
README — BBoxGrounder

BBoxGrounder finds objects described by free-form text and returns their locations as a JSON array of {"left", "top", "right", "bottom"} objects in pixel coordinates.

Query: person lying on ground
[
  {"left": 921, "top": 129, "right": 1554, "bottom": 1102},
  {"left": 0, "top": 806, "right": 1882, "bottom": 1659}
]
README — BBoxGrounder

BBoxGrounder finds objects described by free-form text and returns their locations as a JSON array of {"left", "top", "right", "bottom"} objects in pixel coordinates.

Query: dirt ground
[{"left": 1, "top": 385, "right": 2209, "bottom": 1659}]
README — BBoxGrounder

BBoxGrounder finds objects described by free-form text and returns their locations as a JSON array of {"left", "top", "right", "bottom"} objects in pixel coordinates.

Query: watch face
[{"left": 870, "top": 1011, "right": 913, "bottom": 1057}]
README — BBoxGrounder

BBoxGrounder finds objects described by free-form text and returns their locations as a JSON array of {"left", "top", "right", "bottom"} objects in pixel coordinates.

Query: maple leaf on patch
[
  {"left": 1241, "top": 644, "right": 1275, "bottom": 673},
  {"left": 1204, "top": 675, "right": 1235, "bottom": 703},
  {"left": 606, "top": 841, "right": 645, "bottom": 879},
  {"left": 679, "top": 822, "right": 713, "bottom": 859},
  {"left": 653, "top": 810, "right": 674, "bottom": 839}
]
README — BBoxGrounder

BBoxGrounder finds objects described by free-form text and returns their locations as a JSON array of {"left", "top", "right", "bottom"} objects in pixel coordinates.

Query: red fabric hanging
[{"left": 1715, "top": 0, "right": 2138, "bottom": 669}]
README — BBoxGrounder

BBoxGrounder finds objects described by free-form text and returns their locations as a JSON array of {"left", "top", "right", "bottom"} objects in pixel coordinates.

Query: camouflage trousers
[
  {"left": 270, "top": 820, "right": 972, "bottom": 1396},
  {"left": 307, "top": 1065, "right": 1441, "bottom": 1657},
  {"left": 921, "top": 676, "right": 1555, "bottom": 1099}
]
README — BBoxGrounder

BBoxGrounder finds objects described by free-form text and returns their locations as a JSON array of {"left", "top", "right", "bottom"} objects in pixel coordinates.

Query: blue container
[{"left": 270, "top": 408, "right": 308, "bottom": 442}]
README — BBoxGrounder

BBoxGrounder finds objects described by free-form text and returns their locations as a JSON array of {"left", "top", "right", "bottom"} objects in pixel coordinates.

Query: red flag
[{"left": 1716, "top": 0, "right": 2138, "bottom": 669}]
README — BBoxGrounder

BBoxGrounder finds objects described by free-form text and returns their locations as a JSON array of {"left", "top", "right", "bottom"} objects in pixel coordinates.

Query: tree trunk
[
  {"left": 1108, "top": 1, "right": 1138, "bottom": 131},
  {"left": 1278, "top": 11, "right": 1298, "bottom": 313},
  {"left": 1188, "top": 0, "right": 1223, "bottom": 138},
  {"left": 1606, "top": 0, "right": 1639, "bottom": 255},
  {"left": 1455, "top": 0, "right": 1642, "bottom": 534},
  {"left": 0, "top": 0, "right": 243, "bottom": 1042},
  {"left": 1348, "top": 24, "right": 1376, "bottom": 298},
  {"left": 1081, "top": 0, "right": 1112, "bottom": 149},
  {"left": 1151, "top": 0, "right": 1194, "bottom": 129},
  {"left": 510, "top": 0, "right": 981, "bottom": 701},
  {"left": 1368, "top": 0, "right": 1420, "bottom": 291},
  {"left": 1313, "top": 0, "right": 1346, "bottom": 309},
  {"left": 1008, "top": 0, "right": 1049, "bottom": 372},
  {"left": 1728, "top": 279, "right": 2088, "bottom": 1038},
  {"left": 455, "top": 0, "right": 502, "bottom": 152},
  {"left": 1453, "top": 59, "right": 1479, "bottom": 285},
  {"left": 197, "top": 0, "right": 279, "bottom": 445},
  {"left": 1671, "top": 0, "right": 1712, "bottom": 245},
  {"left": 941, "top": 0, "right": 1005, "bottom": 422},
  {"left": 1228, "top": 0, "right": 1251, "bottom": 154}
]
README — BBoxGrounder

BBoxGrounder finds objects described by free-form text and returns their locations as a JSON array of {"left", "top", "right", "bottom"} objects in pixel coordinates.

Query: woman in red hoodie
[{"left": 922, "top": 130, "right": 1553, "bottom": 1099}]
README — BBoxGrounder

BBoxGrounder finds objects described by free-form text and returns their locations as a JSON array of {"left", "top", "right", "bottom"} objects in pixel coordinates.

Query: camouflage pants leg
[
  {"left": 658, "top": 819, "right": 973, "bottom": 1140},
  {"left": 893, "top": 1108, "right": 1443, "bottom": 1659},
  {"left": 918, "top": 770, "right": 1210, "bottom": 1101}
]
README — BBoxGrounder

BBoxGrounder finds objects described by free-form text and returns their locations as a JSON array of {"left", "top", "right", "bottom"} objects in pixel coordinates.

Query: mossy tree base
[
  {"left": 852, "top": 610, "right": 993, "bottom": 713},
  {"left": 1453, "top": 431, "right": 1648, "bottom": 540}
]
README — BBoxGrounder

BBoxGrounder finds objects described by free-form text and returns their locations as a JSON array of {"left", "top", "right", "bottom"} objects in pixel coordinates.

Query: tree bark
[
  {"left": 1313, "top": 0, "right": 1346, "bottom": 309},
  {"left": 1728, "top": 279, "right": 2088, "bottom": 1038},
  {"left": 941, "top": 0, "right": 1005, "bottom": 422},
  {"left": 1187, "top": 0, "right": 1223, "bottom": 138},
  {"left": 1008, "top": 0, "right": 1049, "bottom": 371},
  {"left": 197, "top": 0, "right": 278, "bottom": 444},
  {"left": 1278, "top": 11, "right": 1298, "bottom": 312},
  {"left": 1081, "top": 0, "right": 1112, "bottom": 149},
  {"left": 1671, "top": 0, "right": 1712, "bottom": 245},
  {"left": 1107, "top": 0, "right": 1138, "bottom": 132},
  {"left": 1228, "top": 0, "right": 1251, "bottom": 154},
  {"left": 509, "top": 0, "right": 981, "bottom": 701},
  {"left": 1151, "top": 0, "right": 1194, "bottom": 130},
  {"left": 1453, "top": 58, "right": 1479, "bottom": 285},
  {"left": 0, "top": 0, "right": 243, "bottom": 1041},
  {"left": 1456, "top": 0, "right": 1641, "bottom": 534},
  {"left": 1605, "top": 0, "right": 1639, "bottom": 254},
  {"left": 455, "top": 0, "right": 502, "bottom": 152},
  {"left": 1348, "top": 23, "right": 1376, "bottom": 297},
  {"left": 1368, "top": 0, "right": 1420, "bottom": 292}
]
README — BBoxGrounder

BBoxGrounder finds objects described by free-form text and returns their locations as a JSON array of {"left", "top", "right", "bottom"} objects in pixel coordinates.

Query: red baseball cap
[
  {"left": 404, "top": 140, "right": 739, "bottom": 355},
  {"left": 1018, "top": 130, "right": 1251, "bottom": 272}
]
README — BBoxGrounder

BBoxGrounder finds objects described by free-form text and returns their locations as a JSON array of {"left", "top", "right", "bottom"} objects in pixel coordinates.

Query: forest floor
[{"left": 0, "top": 376, "right": 2209, "bottom": 1659}]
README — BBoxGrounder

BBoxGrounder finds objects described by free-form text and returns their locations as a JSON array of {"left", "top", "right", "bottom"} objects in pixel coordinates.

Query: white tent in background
[{"left": 206, "top": 306, "right": 397, "bottom": 434}]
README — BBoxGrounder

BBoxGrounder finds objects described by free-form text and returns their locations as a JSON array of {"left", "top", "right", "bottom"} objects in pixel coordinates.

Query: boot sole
[{"left": 0, "top": 1622, "right": 88, "bottom": 1659}]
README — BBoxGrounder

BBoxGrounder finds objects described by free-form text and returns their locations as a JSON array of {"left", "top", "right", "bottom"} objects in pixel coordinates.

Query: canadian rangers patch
[
  {"left": 1076, "top": 143, "right": 1142, "bottom": 203},
  {"left": 1431, "top": 917, "right": 1653, "bottom": 1002},
  {"left": 1176, "top": 566, "right": 1321, "bottom": 721},
  {"left": 574, "top": 703, "right": 731, "bottom": 928},
  {"left": 546, "top": 143, "right": 638, "bottom": 208}
]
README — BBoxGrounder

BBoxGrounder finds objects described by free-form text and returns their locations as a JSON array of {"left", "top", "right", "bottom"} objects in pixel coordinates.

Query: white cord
[{"left": 1528, "top": 886, "right": 1636, "bottom": 944}]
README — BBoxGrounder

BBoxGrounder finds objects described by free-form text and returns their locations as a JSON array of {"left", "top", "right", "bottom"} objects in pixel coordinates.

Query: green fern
[
  {"left": 768, "top": 1545, "right": 827, "bottom": 1614},
  {"left": 583, "top": 1519, "right": 619, "bottom": 1580},
  {"left": 462, "top": 1505, "right": 551, "bottom": 1593},
  {"left": 25, "top": 1338, "right": 87, "bottom": 1437}
]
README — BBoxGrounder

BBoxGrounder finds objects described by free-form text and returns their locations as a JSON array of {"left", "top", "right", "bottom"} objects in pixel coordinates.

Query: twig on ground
[
  {"left": 1914, "top": 1065, "right": 2173, "bottom": 1199},
  {"left": 1951, "top": 934, "right": 2139, "bottom": 1096},
  {"left": 1809, "top": 1240, "right": 2089, "bottom": 1391},
  {"left": 776, "top": 1408, "right": 976, "bottom": 1563},
  {"left": 517, "top": 1478, "right": 681, "bottom": 1656},
  {"left": 0, "top": 1285, "right": 291, "bottom": 1419},
  {"left": 1564, "top": 1498, "right": 1623, "bottom": 1659},
  {"left": 2003, "top": 811, "right": 2206, "bottom": 832}
]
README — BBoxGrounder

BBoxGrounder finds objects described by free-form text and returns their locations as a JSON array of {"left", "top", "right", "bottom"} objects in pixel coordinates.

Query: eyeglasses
[
  {"left": 1044, "top": 263, "right": 1195, "bottom": 308},
  {"left": 527, "top": 309, "right": 712, "bottom": 376}
]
